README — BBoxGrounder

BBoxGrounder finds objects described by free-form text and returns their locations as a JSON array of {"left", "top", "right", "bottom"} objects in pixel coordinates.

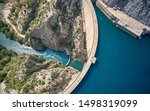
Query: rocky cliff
[
  {"left": 0, "top": 0, "right": 83, "bottom": 94},
  {"left": 103, "top": 0, "right": 150, "bottom": 26},
  {"left": 7, "top": 0, "right": 87, "bottom": 61},
  {"left": 2, "top": 54, "right": 79, "bottom": 94}
]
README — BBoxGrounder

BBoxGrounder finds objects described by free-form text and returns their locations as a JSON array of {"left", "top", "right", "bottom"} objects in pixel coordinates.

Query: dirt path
[
  {"left": 5, "top": 17, "right": 25, "bottom": 38},
  {"left": 0, "top": 3, "right": 25, "bottom": 38}
]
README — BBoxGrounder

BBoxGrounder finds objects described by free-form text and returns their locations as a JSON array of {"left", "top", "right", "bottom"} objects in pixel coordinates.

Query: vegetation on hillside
[
  {"left": 0, "top": 45, "right": 17, "bottom": 82},
  {"left": 8, "top": 0, "right": 48, "bottom": 33},
  {"left": 4, "top": 55, "right": 79, "bottom": 94},
  {"left": 0, "top": 21, "right": 16, "bottom": 40},
  {"left": 0, "top": 21, "right": 24, "bottom": 44}
]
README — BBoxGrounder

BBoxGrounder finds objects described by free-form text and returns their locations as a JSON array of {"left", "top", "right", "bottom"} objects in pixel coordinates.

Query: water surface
[
  {"left": 0, "top": 33, "right": 69, "bottom": 65},
  {"left": 0, "top": 33, "right": 84, "bottom": 71},
  {"left": 73, "top": 7, "right": 150, "bottom": 94}
]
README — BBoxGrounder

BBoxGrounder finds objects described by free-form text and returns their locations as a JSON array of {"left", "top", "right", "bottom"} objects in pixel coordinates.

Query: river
[{"left": 0, "top": 33, "right": 84, "bottom": 71}]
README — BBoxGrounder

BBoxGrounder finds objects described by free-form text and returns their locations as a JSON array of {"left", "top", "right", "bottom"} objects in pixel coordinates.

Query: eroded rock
[{"left": 104, "top": 0, "right": 150, "bottom": 26}]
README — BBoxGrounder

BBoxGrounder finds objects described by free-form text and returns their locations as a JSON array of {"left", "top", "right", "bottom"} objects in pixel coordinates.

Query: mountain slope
[{"left": 104, "top": 0, "right": 150, "bottom": 26}]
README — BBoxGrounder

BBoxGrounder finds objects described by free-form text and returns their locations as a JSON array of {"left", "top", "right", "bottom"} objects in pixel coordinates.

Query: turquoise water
[
  {"left": 0, "top": 33, "right": 84, "bottom": 71},
  {"left": 72, "top": 7, "right": 150, "bottom": 94},
  {"left": 69, "top": 59, "right": 84, "bottom": 71},
  {"left": 0, "top": 33, "right": 68, "bottom": 65}
]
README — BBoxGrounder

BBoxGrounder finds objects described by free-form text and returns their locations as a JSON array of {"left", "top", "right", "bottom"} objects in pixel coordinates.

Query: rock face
[
  {"left": 104, "top": 0, "right": 150, "bottom": 26},
  {"left": 28, "top": 0, "right": 87, "bottom": 61},
  {"left": 0, "top": 0, "right": 83, "bottom": 94},
  {"left": 28, "top": 15, "right": 66, "bottom": 51},
  {"left": 8, "top": 0, "right": 39, "bottom": 33},
  {"left": 8, "top": 0, "right": 87, "bottom": 61},
  {"left": 3, "top": 54, "right": 79, "bottom": 94},
  {"left": 17, "top": 2, "right": 39, "bottom": 33}
]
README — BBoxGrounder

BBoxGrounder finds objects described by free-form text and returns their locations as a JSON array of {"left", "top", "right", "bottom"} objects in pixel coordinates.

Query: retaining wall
[{"left": 63, "top": 0, "right": 98, "bottom": 94}]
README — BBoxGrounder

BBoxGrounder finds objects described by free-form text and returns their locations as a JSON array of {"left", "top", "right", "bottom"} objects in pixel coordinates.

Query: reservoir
[{"left": 73, "top": 7, "right": 150, "bottom": 94}]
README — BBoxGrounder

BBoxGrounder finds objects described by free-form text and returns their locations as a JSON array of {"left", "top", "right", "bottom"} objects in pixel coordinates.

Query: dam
[{"left": 73, "top": 5, "right": 150, "bottom": 94}]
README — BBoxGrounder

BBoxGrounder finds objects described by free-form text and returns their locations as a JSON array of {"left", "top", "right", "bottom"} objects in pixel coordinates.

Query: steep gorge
[{"left": 7, "top": 0, "right": 87, "bottom": 61}]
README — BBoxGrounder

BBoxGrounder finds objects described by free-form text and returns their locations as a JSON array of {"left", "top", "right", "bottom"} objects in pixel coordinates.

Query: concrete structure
[
  {"left": 96, "top": 0, "right": 150, "bottom": 39},
  {"left": 0, "top": 1, "right": 98, "bottom": 94},
  {"left": 83, "top": 0, "right": 98, "bottom": 58},
  {"left": 63, "top": 0, "right": 98, "bottom": 94}
]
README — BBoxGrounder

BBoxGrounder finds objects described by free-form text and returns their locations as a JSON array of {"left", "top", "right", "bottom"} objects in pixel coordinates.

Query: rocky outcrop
[
  {"left": 8, "top": 0, "right": 87, "bottom": 61},
  {"left": 8, "top": 0, "right": 39, "bottom": 33},
  {"left": 0, "top": 0, "right": 83, "bottom": 94},
  {"left": 3, "top": 54, "right": 79, "bottom": 94},
  {"left": 24, "top": 36, "right": 46, "bottom": 51},
  {"left": 103, "top": 0, "right": 150, "bottom": 26},
  {"left": 28, "top": 15, "right": 66, "bottom": 51}
]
